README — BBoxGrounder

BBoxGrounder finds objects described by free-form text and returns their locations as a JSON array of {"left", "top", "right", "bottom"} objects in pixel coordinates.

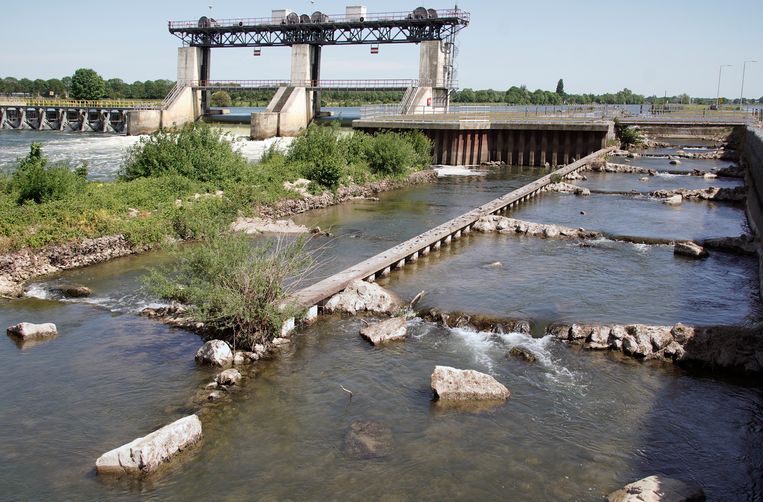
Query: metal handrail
[
  {"left": 169, "top": 9, "right": 470, "bottom": 30},
  {"left": 189, "top": 79, "right": 456, "bottom": 89},
  {"left": 23, "top": 98, "right": 162, "bottom": 110}
]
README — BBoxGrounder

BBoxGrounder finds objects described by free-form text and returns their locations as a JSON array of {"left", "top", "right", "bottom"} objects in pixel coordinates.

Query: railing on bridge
[
  {"left": 168, "top": 9, "right": 470, "bottom": 30},
  {"left": 360, "top": 103, "right": 763, "bottom": 124},
  {"left": 189, "top": 79, "right": 455, "bottom": 90},
  {"left": 20, "top": 98, "right": 163, "bottom": 110}
]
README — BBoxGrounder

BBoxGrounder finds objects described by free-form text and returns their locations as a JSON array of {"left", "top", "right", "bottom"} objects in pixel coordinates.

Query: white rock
[
  {"left": 640, "top": 177, "right": 650, "bottom": 182},
  {"left": 674, "top": 241, "right": 708, "bottom": 259},
  {"left": 431, "top": 366, "right": 510, "bottom": 401},
  {"left": 215, "top": 368, "right": 242, "bottom": 386},
  {"left": 95, "top": 415, "right": 202, "bottom": 475},
  {"left": 664, "top": 194, "right": 683, "bottom": 205},
  {"left": 195, "top": 340, "right": 233, "bottom": 367},
  {"left": 324, "top": 280, "right": 400, "bottom": 315},
  {"left": 230, "top": 217, "right": 309, "bottom": 235},
  {"left": 6, "top": 322, "right": 58, "bottom": 340},
  {"left": 703, "top": 173, "right": 717, "bottom": 179},
  {"left": 607, "top": 475, "right": 705, "bottom": 502},
  {"left": 0, "top": 278, "right": 23, "bottom": 298},
  {"left": 360, "top": 317, "right": 407, "bottom": 345}
]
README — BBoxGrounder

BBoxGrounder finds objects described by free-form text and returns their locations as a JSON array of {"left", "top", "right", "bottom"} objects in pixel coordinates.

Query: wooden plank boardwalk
[{"left": 289, "top": 147, "right": 614, "bottom": 321}]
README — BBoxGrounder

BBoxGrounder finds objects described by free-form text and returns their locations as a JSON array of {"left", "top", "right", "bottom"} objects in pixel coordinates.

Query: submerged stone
[
  {"left": 607, "top": 475, "right": 705, "bottom": 502},
  {"left": 507, "top": 346, "right": 536, "bottom": 363},
  {"left": 343, "top": 421, "right": 393, "bottom": 460}
]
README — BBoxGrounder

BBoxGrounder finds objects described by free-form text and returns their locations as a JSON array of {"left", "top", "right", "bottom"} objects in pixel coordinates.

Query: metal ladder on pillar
[{"left": 399, "top": 86, "right": 418, "bottom": 115}]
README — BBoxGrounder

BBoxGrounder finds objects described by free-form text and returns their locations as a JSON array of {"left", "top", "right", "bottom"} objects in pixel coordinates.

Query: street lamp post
[
  {"left": 717, "top": 64, "right": 732, "bottom": 107},
  {"left": 741, "top": 60, "right": 758, "bottom": 107}
]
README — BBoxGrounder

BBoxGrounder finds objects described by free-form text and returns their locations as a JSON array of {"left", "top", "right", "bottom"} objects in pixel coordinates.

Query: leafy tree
[
  {"left": 210, "top": 90, "right": 232, "bottom": 107},
  {"left": 70, "top": 68, "right": 105, "bottom": 100},
  {"left": 556, "top": 78, "right": 565, "bottom": 96}
]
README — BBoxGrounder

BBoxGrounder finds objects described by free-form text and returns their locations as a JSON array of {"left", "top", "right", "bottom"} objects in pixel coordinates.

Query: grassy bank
[{"left": 0, "top": 124, "right": 432, "bottom": 253}]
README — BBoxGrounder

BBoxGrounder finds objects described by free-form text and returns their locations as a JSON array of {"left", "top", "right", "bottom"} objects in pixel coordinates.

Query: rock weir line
[{"left": 286, "top": 147, "right": 615, "bottom": 328}]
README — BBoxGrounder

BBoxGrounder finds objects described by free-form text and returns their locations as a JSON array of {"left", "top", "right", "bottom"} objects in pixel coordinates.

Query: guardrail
[
  {"left": 169, "top": 9, "right": 470, "bottom": 30},
  {"left": 360, "top": 103, "right": 762, "bottom": 124},
  {"left": 190, "top": 79, "right": 455, "bottom": 90},
  {"left": 19, "top": 98, "right": 163, "bottom": 110}
]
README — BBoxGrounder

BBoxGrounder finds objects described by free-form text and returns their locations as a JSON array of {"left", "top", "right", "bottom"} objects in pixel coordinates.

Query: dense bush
[
  {"left": 616, "top": 125, "right": 643, "bottom": 149},
  {"left": 148, "top": 233, "right": 313, "bottom": 349},
  {"left": 120, "top": 124, "right": 247, "bottom": 184},
  {"left": 10, "top": 143, "right": 87, "bottom": 204},
  {"left": 287, "top": 125, "right": 345, "bottom": 189},
  {"left": 365, "top": 132, "right": 417, "bottom": 175}
]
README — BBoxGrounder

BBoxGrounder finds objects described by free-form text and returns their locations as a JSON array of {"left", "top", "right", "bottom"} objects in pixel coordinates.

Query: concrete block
[{"left": 251, "top": 112, "right": 279, "bottom": 140}]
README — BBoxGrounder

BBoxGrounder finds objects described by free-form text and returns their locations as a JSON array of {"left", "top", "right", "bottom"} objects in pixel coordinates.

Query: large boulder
[
  {"left": 324, "top": 280, "right": 400, "bottom": 315},
  {"left": 95, "top": 415, "right": 202, "bottom": 475},
  {"left": 430, "top": 366, "right": 510, "bottom": 401},
  {"left": 6, "top": 322, "right": 58, "bottom": 340},
  {"left": 607, "top": 475, "right": 705, "bottom": 502},
  {"left": 195, "top": 340, "right": 233, "bottom": 367},
  {"left": 343, "top": 421, "right": 393, "bottom": 460},
  {"left": 360, "top": 317, "right": 407, "bottom": 345}
]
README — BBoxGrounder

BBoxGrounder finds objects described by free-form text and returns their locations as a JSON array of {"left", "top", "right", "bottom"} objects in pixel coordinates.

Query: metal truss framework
[{"left": 168, "top": 11, "right": 470, "bottom": 48}]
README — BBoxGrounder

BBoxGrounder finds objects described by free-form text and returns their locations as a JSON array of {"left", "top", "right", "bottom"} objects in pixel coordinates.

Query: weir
[{"left": 287, "top": 147, "right": 614, "bottom": 325}]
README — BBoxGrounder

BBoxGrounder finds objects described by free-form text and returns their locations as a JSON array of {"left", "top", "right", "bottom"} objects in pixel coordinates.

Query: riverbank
[
  {"left": 0, "top": 170, "right": 438, "bottom": 298},
  {"left": 0, "top": 125, "right": 437, "bottom": 297}
]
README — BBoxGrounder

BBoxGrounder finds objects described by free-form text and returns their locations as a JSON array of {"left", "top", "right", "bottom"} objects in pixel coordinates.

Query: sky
[{"left": 1, "top": 0, "right": 761, "bottom": 98}]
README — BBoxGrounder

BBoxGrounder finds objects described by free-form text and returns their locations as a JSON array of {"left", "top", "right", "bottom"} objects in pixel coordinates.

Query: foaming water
[
  {"left": 434, "top": 165, "right": 489, "bottom": 177},
  {"left": 0, "top": 130, "right": 292, "bottom": 181}
]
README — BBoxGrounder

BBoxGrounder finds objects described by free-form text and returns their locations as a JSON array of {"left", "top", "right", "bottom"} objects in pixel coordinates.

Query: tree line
[
  {"left": 0, "top": 69, "right": 173, "bottom": 100},
  {"left": 4, "top": 72, "right": 761, "bottom": 105}
]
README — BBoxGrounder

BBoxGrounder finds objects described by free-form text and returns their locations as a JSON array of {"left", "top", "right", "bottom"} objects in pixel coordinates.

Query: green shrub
[
  {"left": 10, "top": 143, "right": 87, "bottom": 204},
  {"left": 365, "top": 132, "right": 417, "bottom": 176},
  {"left": 404, "top": 130, "right": 434, "bottom": 168},
  {"left": 338, "top": 130, "right": 371, "bottom": 165},
  {"left": 549, "top": 173, "right": 563, "bottom": 184},
  {"left": 120, "top": 123, "right": 247, "bottom": 184},
  {"left": 148, "top": 233, "right": 313, "bottom": 349},
  {"left": 287, "top": 125, "right": 345, "bottom": 189},
  {"left": 616, "top": 125, "right": 643, "bottom": 149}
]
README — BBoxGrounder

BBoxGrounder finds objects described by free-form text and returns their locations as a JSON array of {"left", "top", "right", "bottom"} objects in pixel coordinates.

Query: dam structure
[{"left": 163, "top": 6, "right": 469, "bottom": 139}]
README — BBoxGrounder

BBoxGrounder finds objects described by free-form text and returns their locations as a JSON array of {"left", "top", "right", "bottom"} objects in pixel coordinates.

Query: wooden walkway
[{"left": 289, "top": 147, "right": 614, "bottom": 319}]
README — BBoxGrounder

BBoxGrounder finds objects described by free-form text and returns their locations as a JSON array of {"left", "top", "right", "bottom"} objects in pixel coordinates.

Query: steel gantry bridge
[
  {"left": 161, "top": 6, "right": 471, "bottom": 138},
  {"left": 168, "top": 8, "right": 470, "bottom": 48}
]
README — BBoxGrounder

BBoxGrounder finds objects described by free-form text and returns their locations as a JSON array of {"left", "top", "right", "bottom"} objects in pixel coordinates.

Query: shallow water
[
  {"left": 380, "top": 234, "right": 760, "bottom": 326},
  {"left": 575, "top": 171, "right": 743, "bottom": 193},
  {"left": 0, "top": 141, "right": 761, "bottom": 500},
  {"left": 511, "top": 192, "right": 748, "bottom": 241},
  {"left": 620, "top": 155, "right": 734, "bottom": 174}
]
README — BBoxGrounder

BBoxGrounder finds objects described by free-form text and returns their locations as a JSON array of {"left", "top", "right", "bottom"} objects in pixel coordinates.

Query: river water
[{"left": 0, "top": 132, "right": 761, "bottom": 500}]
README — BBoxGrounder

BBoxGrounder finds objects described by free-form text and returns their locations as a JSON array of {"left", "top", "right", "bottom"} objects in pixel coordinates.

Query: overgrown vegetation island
[{"left": 0, "top": 125, "right": 432, "bottom": 345}]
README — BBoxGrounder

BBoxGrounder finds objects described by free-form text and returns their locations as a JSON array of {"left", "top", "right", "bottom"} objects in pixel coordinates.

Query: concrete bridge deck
[{"left": 289, "top": 147, "right": 613, "bottom": 321}]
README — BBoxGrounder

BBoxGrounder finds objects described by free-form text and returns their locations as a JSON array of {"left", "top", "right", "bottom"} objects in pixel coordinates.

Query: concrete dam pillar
[
  {"left": 404, "top": 40, "right": 450, "bottom": 114},
  {"left": 251, "top": 43, "right": 322, "bottom": 139}
]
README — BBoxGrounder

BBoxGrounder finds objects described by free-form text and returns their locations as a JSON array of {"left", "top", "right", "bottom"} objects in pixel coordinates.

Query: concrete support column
[
  {"left": 18, "top": 108, "right": 27, "bottom": 129},
  {"left": 177, "top": 47, "right": 204, "bottom": 116},
  {"left": 36, "top": 108, "right": 45, "bottom": 130}
]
